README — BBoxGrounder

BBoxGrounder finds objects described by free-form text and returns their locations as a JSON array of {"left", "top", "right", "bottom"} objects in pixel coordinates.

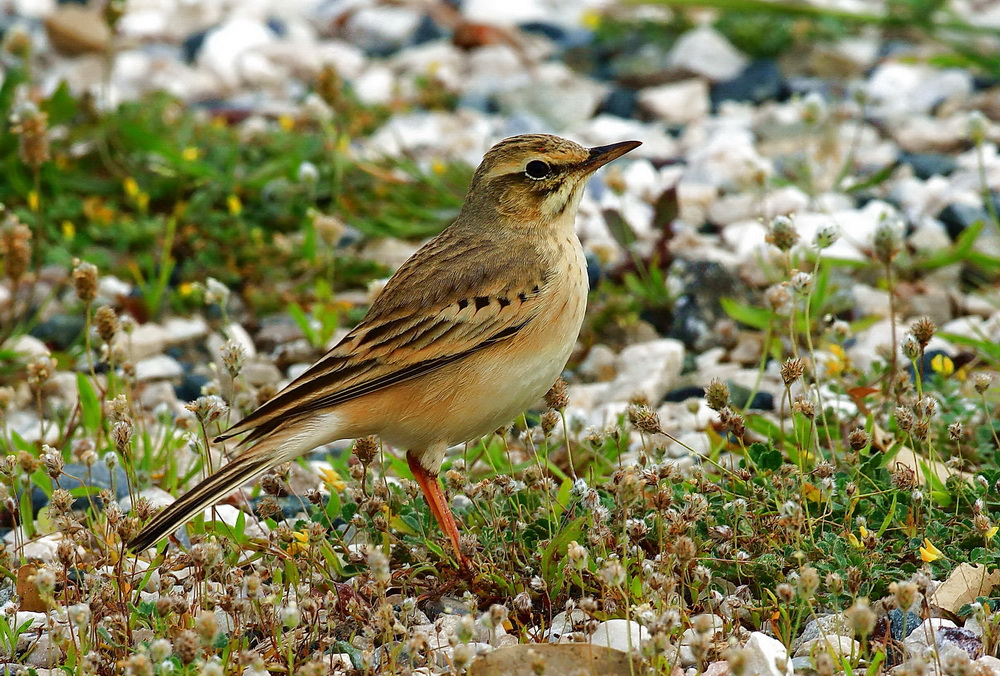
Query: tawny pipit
[{"left": 128, "top": 134, "right": 640, "bottom": 565}]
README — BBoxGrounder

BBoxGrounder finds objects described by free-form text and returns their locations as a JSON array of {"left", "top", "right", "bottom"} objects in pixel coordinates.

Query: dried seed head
[
  {"left": 718, "top": 407, "right": 745, "bottom": 438},
  {"left": 94, "top": 305, "right": 118, "bottom": 343},
  {"left": 825, "top": 572, "right": 843, "bottom": 595},
  {"left": 873, "top": 217, "right": 903, "bottom": 265},
  {"left": 0, "top": 215, "right": 31, "bottom": 284},
  {"left": 910, "top": 317, "right": 936, "bottom": 348},
  {"left": 790, "top": 270, "right": 813, "bottom": 295},
  {"left": 72, "top": 259, "right": 98, "bottom": 304},
  {"left": 895, "top": 406, "right": 914, "bottom": 432},
  {"left": 544, "top": 377, "right": 569, "bottom": 410},
  {"left": 901, "top": 334, "right": 921, "bottom": 361},
  {"left": 174, "top": 629, "right": 200, "bottom": 664},
  {"left": 704, "top": 379, "right": 729, "bottom": 411},
  {"left": 627, "top": 404, "right": 662, "bottom": 435},
  {"left": 846, "top": 599, "right": 876, "bottom": 638},
  {"left": 221, "top": 340, "right": 245, "bottom": 378},
  {"left": 195, "top": 610, "right": 218, "bottom": 642},
  {"left": 112, "top": 420, "right": 133, "bottom": 452},
  {"left": 780, "top": 358, "right": 804, "bottom": 385},
  {"left": 26, "top": 354, "right": 56, "bottom": 389},
  {"left": 353, "top": 435, "right": 378, "bottom": 466},
  {"left": 974, "top": 373, "right": 991, "bottom": 394},
  {"left": 764, "top": 283, "right": 793, "bottom": 315},
  {"left": 949, "top": 422, "right": 962, "bottom": 441},
  {"left": 540, "top": 409, "right": 559, "bottom": 435},
  {"left": 847, "top": 428, "right": 870, "bottom": 451},
  {"left": 814, "top": 223, "right": 839, "bottom": 250},
  {"left": 11, "top": 102, "right": 50, "bottom": 169},
  {"left": 765, "top": 215, "right": 799, "bottom": 252}
]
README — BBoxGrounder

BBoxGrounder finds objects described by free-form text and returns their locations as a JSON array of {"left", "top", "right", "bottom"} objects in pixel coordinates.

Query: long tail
[{"left": 127, "top": 452, "right": 273, "bottom": 552}]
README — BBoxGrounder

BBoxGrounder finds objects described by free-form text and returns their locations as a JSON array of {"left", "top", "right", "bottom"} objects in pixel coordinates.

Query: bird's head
[{"left": 462, "top": 134, "right": 641, "bottom": 227}]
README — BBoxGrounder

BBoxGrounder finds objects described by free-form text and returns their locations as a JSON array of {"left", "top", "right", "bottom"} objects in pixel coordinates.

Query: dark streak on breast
[{"left": 474, "top": 297, "right": 490, "bottom": 311}]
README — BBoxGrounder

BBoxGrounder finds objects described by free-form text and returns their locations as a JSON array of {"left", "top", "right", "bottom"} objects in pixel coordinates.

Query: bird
[{"left": 127, "top": 134, "right": 641, "bottom": 567}]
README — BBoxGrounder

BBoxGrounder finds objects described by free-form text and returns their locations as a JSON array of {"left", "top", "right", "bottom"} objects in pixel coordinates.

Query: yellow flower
[
  {"left": 859, "top": 525, "right": 869, "bottom": 539},
  {"left": 580, "top": 9, "right": 602, "bottom": 29},
  {"left": 986, "top": 526, "right": 998, "bottom": 541},
  {"left": 181, "top": 146, "right": 200, "bottom": 161},
  {"left": 28, "top": 190, "right": 39, "bottom": 212},
  {"left": 123, "top": 177, "right": 139, "bottom": 199},
  {"left": 178, "top": 282, "right": 195, "bottom": 297},
  {"left": 137, "top": 192, "right": 149, "bottom": 212},
  {"left": 61, "top": 220, "right": 75, "bottom": 240},
  {"left": 824, "top": 343, "right": 847, "bottom": 376},
  {"left": 847, "top": 531, "right": 862, "bottom": 549},
  {"left": 920, "top": 538, "right": 944, "bottom": 562},
  {"left": 431, "top": 159, "right": 447, "bottom": 175},
  {"left": 227, "top": 194, "right": 242, "bottom": 216},
  {"left": 319, "top": 467, "right": 347, "bottom": 492},
  {"left": 279, "top": 114, "right": 295, "bottom": 131},
  {"left": 931, "top": 354, "right": 954, "bottom": 377},
  {"left": 288, "top": 530, "right": 309, "bottom": 555}
]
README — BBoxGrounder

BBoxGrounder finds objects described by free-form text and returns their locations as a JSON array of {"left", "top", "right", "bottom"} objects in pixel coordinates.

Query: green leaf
[
  {"left": 721, "top": 298, "right": 773, "bottom": 331},
  {"left": 748, "top": 442, "right": 782, "bottom": 471},
  {"left": 77, "top": 373, "right": 101, "bottom": 432}
]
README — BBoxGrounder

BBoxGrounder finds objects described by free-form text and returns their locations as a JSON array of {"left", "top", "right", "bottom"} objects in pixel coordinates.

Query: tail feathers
[{"left": 127, "top": 454, "right": 272, "bottom": 552}]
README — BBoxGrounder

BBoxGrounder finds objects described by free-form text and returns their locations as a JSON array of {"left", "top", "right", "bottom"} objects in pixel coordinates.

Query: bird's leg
[{"left": 406, "top": 451, "right": 470, "bottom": 570}]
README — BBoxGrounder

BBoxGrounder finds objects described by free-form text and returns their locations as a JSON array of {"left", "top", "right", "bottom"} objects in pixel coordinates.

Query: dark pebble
[
  {"left": 909, "top": 349, "right": 952, "bottom": 380},
  {"left": 888, "top": 609, "right": 922, "bottom": 641},
  {"left": 711, "top": 59, "right": 788, "bottom": 108},
  {"left": 174, "top": 372, "right": 210, "bottom": 402},
  {"left": 666, "top": 296, "right": 708, "bottom": 348},
  {"left": 728, "top": 383, "right": 773, "bottom": 410},
  {"left": 937, "top": 203, "right": 988, "bottom": 241},
  {"left": 30, "top": 314, "right": 85, "bottom": 351},
  {"left": 597, "top": 86, "right": 638, "bottom": 119},
  {"left": 265, "top": 16, "right": 287, "bottom": 37},
  {"left": 182, "top": 30, "right": 207, "bottom": 64},
  {"left": 59, "top": 462, "right": 132, "bottom": 508},
  {"left": 411, "top": 14, "right": 444, "bottom": 45},
  {"left": 898, "top": 152, "right": 956, "bottom": 179},
  {"left": 663, "top": 385, "right": 707, "bottom": 402}
]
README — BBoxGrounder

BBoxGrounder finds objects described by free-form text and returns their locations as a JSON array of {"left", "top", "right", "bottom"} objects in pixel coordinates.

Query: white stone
[
  {"left": 577, "top": 344, "right": 617, "bottom": 381},
  {"left": 24, "top": 633, "right": 62, "bottom": 667},
  {"left": 5, "top": 334, "right": 50, "bottom": 358},
  {"left": 120, "top": 487, "right": 176, "bottom": 513},
  {"left": 163, "top": 316, "right": 210, "bottom": 344},
  {"left": 852, "top": 284, "right": 892, "bottom": 318},
  {"left": 866, "top": 63, "right": 973, "bottom": 119},
  {"left": 605, "top": 339, "right": 684, "bottom": 403},
  {"left": 97, "top": 274, "right": 131, "bottom": 301},
  {"left": 135, "top": 354, "right": 184, "bottom": 381},
  {"left": 794, "top": 636, "right": 859, "bottom": 659},
  {"left": 639, "top": 79, "right": 710, "bottom": 126},
  {"left": 354, "top": 65, "right": 396, "bottom": 106},
  {"left": 976, "top": 655, "right": 1000, "bottom": 675},
  {"left": 116, "top": 322, "right": 171, "bottom": 361},
  {"left": 432, "top": 642, "right": 493, "bottom": 667},
  {"left": 668, "top": 26, "right": 747, "bottom": 82},
  {"left": 545, "top": 609, "right": 588, "bottom": 642},
  {"left": 590, "top": 619, "right": 649, "bottom": 652},
  {"left": 742, "top": 632, "right": 793, "bottom": 676},
  {"left": 316, "top": 40, "right": 367, "bottom": 81},
  {"left": 346, "top": 6, "right": 422, "bottom": 51},
  {"left": 903, "top": 618, "right": 958, "bottom": 658},
  {"left": 198, "top": 17, "right": 277, "bottom": 90},
  {"left": 570, "top": 115, "right": 678, "bottom": 161}
]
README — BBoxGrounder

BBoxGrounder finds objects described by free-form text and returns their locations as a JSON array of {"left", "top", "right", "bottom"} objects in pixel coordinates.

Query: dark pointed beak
[{"left": 579, "top": 140, "right": 642, "bottom": 174}]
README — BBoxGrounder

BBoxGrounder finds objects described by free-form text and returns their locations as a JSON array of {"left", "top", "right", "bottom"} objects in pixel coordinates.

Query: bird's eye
[{"left": 525, "top": 160, "right": 551, "bottom": 180}]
